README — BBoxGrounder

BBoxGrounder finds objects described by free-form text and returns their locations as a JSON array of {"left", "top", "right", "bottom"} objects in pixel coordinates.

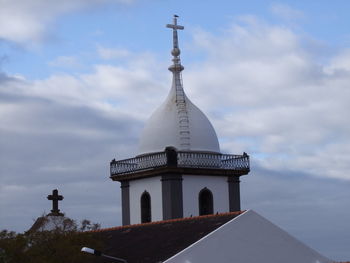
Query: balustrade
[{"left": 110, "top": 149, "right": 249, "bottom": 176}]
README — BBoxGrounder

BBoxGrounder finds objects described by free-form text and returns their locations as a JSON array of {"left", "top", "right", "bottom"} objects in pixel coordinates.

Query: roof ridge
[{"left": 87, "top": 210, "right": 245, "bottom": 233}]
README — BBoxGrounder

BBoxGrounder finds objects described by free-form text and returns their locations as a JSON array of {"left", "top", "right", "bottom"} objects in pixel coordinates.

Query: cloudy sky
[{"left": 1, "top": 0, "right": 350, "bottom": 260}]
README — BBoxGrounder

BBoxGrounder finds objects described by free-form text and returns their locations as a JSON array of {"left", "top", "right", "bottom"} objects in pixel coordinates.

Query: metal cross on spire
[
  {"left": 47, "top": 189, "right": 64, "bottom": 216},
  {"left": 166, "top": 15, "right": 184, "bottom": 72},
  {"left": 166, "top": 15, "right": 184, "bottom": 53}
]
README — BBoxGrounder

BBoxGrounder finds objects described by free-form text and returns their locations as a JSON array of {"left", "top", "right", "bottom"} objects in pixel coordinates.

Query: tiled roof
[{"left": 89, "top": 211, "right": 244, "bottom": 263}]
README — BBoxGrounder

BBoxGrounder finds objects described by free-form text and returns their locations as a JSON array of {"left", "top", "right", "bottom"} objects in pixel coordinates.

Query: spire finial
[{"left": 166, "top": 15, "right": 184, "bottom": 72}]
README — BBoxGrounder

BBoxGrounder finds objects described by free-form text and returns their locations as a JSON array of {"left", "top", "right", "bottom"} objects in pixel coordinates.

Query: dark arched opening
[
  {"left": 199, "top": 188, "right": 214, "bottom": 216},
  {"left": 141, "top": 191, "right": 151, "bottom": 223}
]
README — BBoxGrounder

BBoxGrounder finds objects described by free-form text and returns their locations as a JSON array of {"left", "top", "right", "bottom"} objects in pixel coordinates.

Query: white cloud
[
  {"left": 48, "top": 56, "right": 82, "bottom": 69},
  {"left": 0, "top": 0, "right": 134, "bottom": 45},
  {"left": 270, "top": 3, "right": 305, "bottom": 21},
  {"left": 30, "top": 53, "right": 168, "bottom": 118},
  {"left": 97, "top": 46, "right": 131, "bottom": 60},
  {"left": 324, "top": 48, "right": 350, "bottom": 73},
  {"left": 185, "top": 18, "right": 350, "bottom": 180}
]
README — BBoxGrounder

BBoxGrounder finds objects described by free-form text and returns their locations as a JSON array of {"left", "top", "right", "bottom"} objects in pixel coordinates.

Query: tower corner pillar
[
  {"left": 228, "top": 176, "right": 241, "bottom": 212},
  {"left": 161, "top": 174, "right": 183, "bottom": 220},
  {"left": 121, "top": 180, "right": 130, "bottom": 225}
]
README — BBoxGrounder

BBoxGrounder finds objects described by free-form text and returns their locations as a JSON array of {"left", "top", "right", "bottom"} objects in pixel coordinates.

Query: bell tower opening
[
  {"left": 141, "top": 191, "right": 151, "bottom": 223},
  {"left": 199, "top": 188, "right": 214, "bottom": 216}
]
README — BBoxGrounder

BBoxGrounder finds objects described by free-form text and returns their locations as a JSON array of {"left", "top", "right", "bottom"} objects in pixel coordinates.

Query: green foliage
[{"left": 0, "top": 217, "right": 104, "bottom": 263}]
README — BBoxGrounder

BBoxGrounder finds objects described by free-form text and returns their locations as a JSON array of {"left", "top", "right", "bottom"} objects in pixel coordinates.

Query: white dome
[{"left": 138, "top": 79, "right": 220, "bottom": 155}]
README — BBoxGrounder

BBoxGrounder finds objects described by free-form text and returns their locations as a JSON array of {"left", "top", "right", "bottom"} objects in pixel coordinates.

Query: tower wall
[
  {"left": 182, "top": 175, "right": 230, "bottom": 217},
  {"left": 124, "top": 173, "right": 242, "bottom": 225},
  {"left": 129, "top": 176, "right": 163, "bottom": 224}
]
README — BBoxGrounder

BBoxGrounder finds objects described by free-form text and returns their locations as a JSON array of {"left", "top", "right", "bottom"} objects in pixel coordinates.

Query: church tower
[{"left": 110, "top": 16, "right": 250, "bottom": 226}]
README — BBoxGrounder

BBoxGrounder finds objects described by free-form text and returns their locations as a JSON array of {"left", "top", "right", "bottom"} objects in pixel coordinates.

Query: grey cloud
[
  {"left": 0, "top": 70, "right": 142, "bottom": 233},
  {"left": 0, "top": 100, "right": 141, "bottom": 184},
  {"left": 242, "top": 166, "right": 350, "bottom": 261},
  {"left": 0, "top": 48, "right": 165, "bottom": 234}
]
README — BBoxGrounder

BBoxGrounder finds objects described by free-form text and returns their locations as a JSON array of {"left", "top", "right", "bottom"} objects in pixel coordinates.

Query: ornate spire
[
  {"left": 166, "top": 15, "right": 184, "bottom": 72},
  {"left": 137, "top": 16, "right": 220, "bottom": 154},
  {"left": 166, "top": 15, "right": 190, "bottom": 149}
]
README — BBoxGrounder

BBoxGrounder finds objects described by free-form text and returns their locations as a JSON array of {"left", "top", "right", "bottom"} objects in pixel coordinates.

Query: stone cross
[{"left": 47, "top": 189, "right": 64, "bottom": 216}]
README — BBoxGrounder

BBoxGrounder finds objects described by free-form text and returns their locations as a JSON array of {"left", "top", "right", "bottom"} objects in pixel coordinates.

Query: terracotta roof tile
[{"left": 88, "top": 210, "right": 244, "bottom": 233}]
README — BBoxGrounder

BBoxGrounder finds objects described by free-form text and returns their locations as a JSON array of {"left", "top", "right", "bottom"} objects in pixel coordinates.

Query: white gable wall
[
  {"left": 129, "top": 176, "right": 163, "bottom": 224},
  {"left": 164, "top": 210, "right": 332, "bottom": 263},
  {"left": 182, "top": 175, "right": 229, "bottom": 217}
]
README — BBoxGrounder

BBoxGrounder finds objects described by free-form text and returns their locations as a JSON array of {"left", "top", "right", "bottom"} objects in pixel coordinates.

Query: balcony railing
[{"left": 110, "top": 148, "right": 250, "bottom": 176}]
